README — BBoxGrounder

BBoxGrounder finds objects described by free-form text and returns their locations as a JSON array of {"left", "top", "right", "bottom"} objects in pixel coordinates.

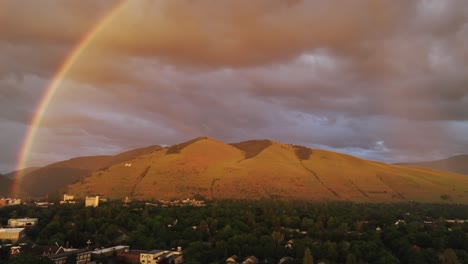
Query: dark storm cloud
[{"left": 1, "top": 0, "right": 468, "bottom": 172}]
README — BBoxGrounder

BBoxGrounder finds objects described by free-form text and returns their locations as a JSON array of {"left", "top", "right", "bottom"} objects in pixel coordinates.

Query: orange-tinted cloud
[{"left": 1, "top": 0, "right": 468, "bottom": 172}]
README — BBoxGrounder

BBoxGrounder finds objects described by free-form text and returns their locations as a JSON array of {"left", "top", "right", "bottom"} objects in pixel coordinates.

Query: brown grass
[
  {"left": 64, "top": 138, "right": 468, "bottom": 203},
  {"left": 16, "top": 146, "right": 162, "bottom": 198}
]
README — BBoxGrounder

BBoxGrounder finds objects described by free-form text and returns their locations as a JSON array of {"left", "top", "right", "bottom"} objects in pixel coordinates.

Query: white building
[
  {"left": 8, "top": 218, "right": 38, "bottom": 227},
  {"left": 140, "top": 248, "right": 183, "bottom": 264},
  {"left": 85, "top": 196, "right": 99, "bottom": 207},
  {"left": 60, "top": 194, "right": 76, "bottom": 205},
  {"left": 0, "top": 198, "right": 21, "bottom": 206},
  {"left": 91, "top": 245, "right": 130, "bottom": 257}
]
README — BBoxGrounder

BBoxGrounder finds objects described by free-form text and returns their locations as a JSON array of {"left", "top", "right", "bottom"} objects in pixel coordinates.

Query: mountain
[
  {"left": 16, "top": 145, "right": 161, "bottom": 197},
  {"left": 5, "top": 167, "right": 40, "bottom": 179},
  {"left": 399, "top": 155, "right": 468, "bottom": 175},
  {"left": 66, "top": 137, "right": 468, "bottom": 203},
  {"left": 0, "top": 174, "right": 11, "bottom": 196}
]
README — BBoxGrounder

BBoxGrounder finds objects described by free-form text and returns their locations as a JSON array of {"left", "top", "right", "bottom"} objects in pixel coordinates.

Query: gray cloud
[{"left": 1, "top": 0, "right": 468, "bottom": 173}]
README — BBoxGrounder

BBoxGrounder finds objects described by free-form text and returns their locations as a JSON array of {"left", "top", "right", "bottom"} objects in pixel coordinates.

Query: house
[
  {"left": 140, "top": 248, "right": 183, "bottom": 264},
  {"left": 226, "top": 255, "right": 239, "bottom": 263},
  {"left": 0, "top": 228, "right": 25, "bottom": 243},
  {"left": 85, "top": 196, "right": 100, "bottom": 207},
  {"left": 8, "top": 218, "right": 38, "bottom": 227},
  {"left": 278, "top": 257, "right": 294, "bottom": 264},
  {"left": 242, "top": 256, "right": 259, "bottom": 264},
  {"left": 10, "top": 246, "right": 21, "bottom": 256}
]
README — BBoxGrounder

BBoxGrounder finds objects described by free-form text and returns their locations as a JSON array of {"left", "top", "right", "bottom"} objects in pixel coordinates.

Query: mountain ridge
[
  {"left": 64, "top": 137, "right": 468, "bottom": 203},
  {"left": 0, "top": 174, "right": 11, "bottom": 196},
  {"left": 399, "top": 155, "right": 468, "bottom": 175},
  {"left": 14, "top": 145, "right": 162, "bottom": 197}
]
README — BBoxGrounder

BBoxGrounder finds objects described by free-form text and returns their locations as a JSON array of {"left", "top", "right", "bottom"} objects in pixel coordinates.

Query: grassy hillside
[
  {"left": 4, "top": 167, "right": 40, "bottom": 179},
  {"left": 16, "top": 145, "right": 161, "bottom": 197},
  {"left": 0, "top": 174, "right": 12, "bottom": 197},
  {"left": 400, "top": 155, "right": 468, "bottom": 175},
  {"left": 66, "top": 137, "right": 468, "bottom": 203}
]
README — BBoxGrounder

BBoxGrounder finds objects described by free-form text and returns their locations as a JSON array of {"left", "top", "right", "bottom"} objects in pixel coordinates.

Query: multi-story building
[
  {"left": 8, "top": 218, "right": 38, "bottom": 227},
  {"left": 85, "top": 196, "right": 100, "bottom": 207},
  {"left": 0, "top": 228, "right": 25, "bottom": 243},
  {"left": 60, "top": 194, "right": 76, "bottom": 204}
]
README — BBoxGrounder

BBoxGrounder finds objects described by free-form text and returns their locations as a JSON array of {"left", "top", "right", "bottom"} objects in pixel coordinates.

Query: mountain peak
[{"left": 166, "top": 136, "right": 212, "bottom": 154}]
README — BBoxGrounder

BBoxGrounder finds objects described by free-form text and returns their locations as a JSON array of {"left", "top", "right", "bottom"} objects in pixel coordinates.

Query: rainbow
[{"left": 11, "top": 1, "right": 128, "bottom": 198}]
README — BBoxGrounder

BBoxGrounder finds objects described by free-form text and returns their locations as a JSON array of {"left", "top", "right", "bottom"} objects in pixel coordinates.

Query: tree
[
  {"left": 7, "top": 253, "right": 54, "bottom": 264},
  {"left": 439, "top": 249, "right": 461, "bottom": 264},
  {"left": 303, "top": 247, "right": 314, "bottom": 264},
  {"left": 345, "top": 253, "right": 357, "bottom": 264}
]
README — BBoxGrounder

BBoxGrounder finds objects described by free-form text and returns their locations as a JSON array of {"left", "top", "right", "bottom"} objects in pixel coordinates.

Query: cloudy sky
[{"left": 1, "top": 0, "right": 468, "bottom": 173}]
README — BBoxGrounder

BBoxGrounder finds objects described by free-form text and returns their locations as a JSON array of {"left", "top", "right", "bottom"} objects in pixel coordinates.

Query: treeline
[{"left": 0, "top": 201, "right": 467, "bottom": 263}]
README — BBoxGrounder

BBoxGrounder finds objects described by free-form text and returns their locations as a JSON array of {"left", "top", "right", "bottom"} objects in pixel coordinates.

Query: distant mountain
[
  {"left": 16, "top": 145, "right": 161, "bottom": 197},
  {"left": 0, "top": 174, "right": 12, "bottom": 196},
  {"left": 66, "top": 137, "right": 468, "bottom": 203},
  {"left": 5, "top": 167, "right": 40, "bottom": 179},
  {"left": 399, "top": 155, "right": 468, "bottom": 175}
]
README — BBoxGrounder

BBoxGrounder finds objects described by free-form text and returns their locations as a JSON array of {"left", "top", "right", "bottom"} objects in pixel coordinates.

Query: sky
[{"left": 1, "top": 0, "right": 468, "bottom": 173}]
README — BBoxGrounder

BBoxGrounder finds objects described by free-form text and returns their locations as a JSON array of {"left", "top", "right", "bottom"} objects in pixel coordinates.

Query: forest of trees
[{"left": 0, "top": 201, "right": 467, "bottom": 263}]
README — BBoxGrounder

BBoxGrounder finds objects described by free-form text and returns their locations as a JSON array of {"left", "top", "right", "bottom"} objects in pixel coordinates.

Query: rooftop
[
  {"left": 91, "top": 245, "right": 129, "bottom": 254},
  {"left": 148, "top": 249, "right": 165, "bottom": 254},
  {"left": 0, "top": 228, "right": 25, "bottom": 233},
  {"left": 9, "top": 218, "right": 38, "bottom": 221}
]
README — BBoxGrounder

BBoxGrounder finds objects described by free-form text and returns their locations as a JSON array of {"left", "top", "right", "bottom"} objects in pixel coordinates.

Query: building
[
  {"left": 91, "top": 245, "right": 130, "bottom": 258},
  {"left": 48, "top": 248, "right": 92, "bottom": 264},
  {"left": 242, "top": 256, "right": 259, "bottom": 264},
  {"left": 85, "top": 196, "right": 100, "bottom": 207},
  {"left": 226, "top": 255, "right": 239, "bottom": 263},
  {"left": 60, "top": 194, "right": 76, "bottom": 205},
  {"left": 140, "top": 248, "right": 183, "bottom": 264},
  {"left": 8, "top": 218, "right": 38, "bottom": 227},
  {"left": 117, "top": 250, "right": 146, "bottom": 264},
  {"left": 0, "top": 228, "right": 25, "bottom": 243},
  {"left": 0, "top": 198, "right": 21, "bottom": 207},
  {"left": 35, "top": 201, "right": 54, "bottom": 208}
]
